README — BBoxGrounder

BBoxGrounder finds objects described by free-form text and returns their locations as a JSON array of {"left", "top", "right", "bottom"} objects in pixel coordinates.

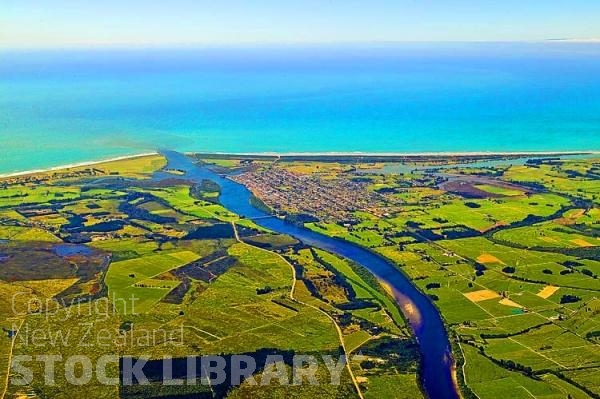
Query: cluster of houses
[{"left": 232, "top": 166, "right": 388, "bottom": 222}]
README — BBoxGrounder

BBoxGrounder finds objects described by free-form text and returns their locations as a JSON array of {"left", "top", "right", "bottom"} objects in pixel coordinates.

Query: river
[{"left": 160, "top": 151, "right": 459, "bottom": 399}]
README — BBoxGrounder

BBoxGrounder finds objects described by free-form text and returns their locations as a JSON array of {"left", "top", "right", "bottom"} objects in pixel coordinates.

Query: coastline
[
  {"left": 1, "top": 149, "right": 597, "bottom": 179},
  {"left": 189, "top": 150, "right": 599, "bottom": 157},
  {"left": 0, "top": 152, "right": 159, "bottom": 179}
]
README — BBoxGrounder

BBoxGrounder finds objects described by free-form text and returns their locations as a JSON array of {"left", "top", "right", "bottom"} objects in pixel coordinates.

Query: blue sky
[{"left": 2, "top": 0, "right": 600, "bottom": 48}]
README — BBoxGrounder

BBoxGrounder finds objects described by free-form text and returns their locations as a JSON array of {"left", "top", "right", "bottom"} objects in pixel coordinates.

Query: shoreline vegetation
[
  {"left": 0, "top": 152, "right": 159, "bottom": 178},
  {"left": 1, "top": 150, "right": 597, "bottom": 179}
]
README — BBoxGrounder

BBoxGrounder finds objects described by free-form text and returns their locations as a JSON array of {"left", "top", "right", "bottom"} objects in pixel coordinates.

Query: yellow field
[
  {"left": 570, "top": 238, "right": 595, "bottom": 247},
  {"left": 540, "top": 236, "right": 559, "bottom": 244},
  {"left": 14, "top": 278, "right": 79, "bottom": 298},
  {"left": 78, "top": 154, "right": 166, "bottom": 178},
  {"left": 537, "top": 286, "right": 559, "bottom": 299},
  {"left": 476, "top": 253, "right": 503, "bottom": 264},
  {"left": 499, "top": 298, "right": 523, "bottom": 308},
  {"left": 555, "top": 208, "right": 586, "bottom": 225},
  {"left": 464, "top": 289, "right": 501, "bottom": 302},
  {"left": 280, "top": 162, "right": 350, "bottom": 176}
]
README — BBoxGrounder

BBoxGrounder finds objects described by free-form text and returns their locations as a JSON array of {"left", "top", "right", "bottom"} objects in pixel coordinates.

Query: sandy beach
[
  {"left": 190, "top": 150, "right": 599, "bottom": 157},
  {"left": 1, "top": 149, "right": 597, "bottom": 179},
  {"left": 0, "top": 152, "right": 158, "bottom": 179}
]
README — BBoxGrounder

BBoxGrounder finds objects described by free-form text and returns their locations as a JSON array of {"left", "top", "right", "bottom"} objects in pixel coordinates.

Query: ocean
[{"left": 1, "top": 42, "right": 600, "bottom": 174}]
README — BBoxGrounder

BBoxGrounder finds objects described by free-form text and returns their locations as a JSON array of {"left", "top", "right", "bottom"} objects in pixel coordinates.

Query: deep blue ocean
[{"left": 1, "top": 42, "right": 600, "bottom": 174}]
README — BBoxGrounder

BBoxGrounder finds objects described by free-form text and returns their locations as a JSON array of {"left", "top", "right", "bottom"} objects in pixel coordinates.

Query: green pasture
[
  {"left": 362, "top": 374, "right": 422, "bottom": 399},
  {"left": 504, "top": 163, "right": 600, "bottom": 203},
  {"left": 0, "top": 225, "right": 61, "bottom": 242},
  {"left": 474, "top": 184, "right": 524, "bottom": 197},
  {"left": 493, "top": 221, "right": 599, "bottom": 249},
  {"left": 314, "top": 249, "right": 406, "bottom": 331},
  {"left": 306, "top": 222, "right": 388, "bottom": 248},
  {"left": 141, "top": 186, "right": 240, "bottom": 221},
  {"left": 0, "top": 184, "right": 80, "bottom": 207},
  {"left": 563, "top": 368, "right": 600, "bottom": 396},
  {"left": 105, "top": 250, "right": 200, "bottom": 313},
  {"left": 461, "top": 344, "right": 581, "bottom": 399},
  {"left": 173, "top": 243, "right": 340, "bottom": 354},
  {"left": 438, "top": 237, "right": 600, "bottom": 290}
]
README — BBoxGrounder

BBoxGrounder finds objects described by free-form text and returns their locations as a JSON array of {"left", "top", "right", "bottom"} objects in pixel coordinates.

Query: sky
[{"left": 2, "top": 0, "right": 600, "bottom": 48}]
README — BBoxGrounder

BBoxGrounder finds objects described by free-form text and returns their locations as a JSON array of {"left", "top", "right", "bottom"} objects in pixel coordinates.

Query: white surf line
[
  {"left": 190, "top": 150, "right": 600, "bottom": 157},
  {"left": 0, "top": 152, "right": 159, "bottom": 178}
]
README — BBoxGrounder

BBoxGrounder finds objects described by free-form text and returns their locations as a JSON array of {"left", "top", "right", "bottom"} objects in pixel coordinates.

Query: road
[{"left": 231, "top": 221, "right": 365, "bottom": 399}]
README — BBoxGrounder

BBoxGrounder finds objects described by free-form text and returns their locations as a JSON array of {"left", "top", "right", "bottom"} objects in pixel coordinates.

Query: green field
[
  {"left": 474, "top": 184, "right": 525, "bottom": 197},
  {"left": 493, "top": 220, "right": 600, "bottom": 249},
  {"left": 0, "top": 225, "right": 61, "bottom": 242},
  {"left": 1, "top": 154, "right": 599, "bottom": 398},
  {"left": 105, "top": 251, "right": 201, "bottom": 313}
]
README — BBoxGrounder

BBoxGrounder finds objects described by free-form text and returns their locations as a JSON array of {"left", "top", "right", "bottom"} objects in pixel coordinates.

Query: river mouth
[{"left": 158, "top": 151, "right": 460, "bottom": 399}]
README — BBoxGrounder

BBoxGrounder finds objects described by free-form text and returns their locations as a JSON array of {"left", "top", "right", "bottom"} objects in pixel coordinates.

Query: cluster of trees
[
  {"left": 497, "top": 359, "right": 534, "bottom": 376},
  {"left": 359, "top": 337, "right": 420, "bottom": 373},
  {"left": 119, "top": 199, "right": 176, "bottom": 224},
  {"left": 248, "top": 194, "right": 272, "bottom": 214},
  {"left": 474, "top": 263, "right": 487, "bottom": 276},
  {"left": 256, "top": 286, "right": 273, "bottom": 295},
  {"left": 560, "top": 294, "right": 581, "bottom": 304},
  {"left": 190, "top": 180, "right": 221, "bottom": 203},
  {"left": 585, "top": 330, "right": 600, "bottom": 340},
  {"left": 581, "top": 268, "right": 598, "bottom": 278},
  {"left": 480, "top": 322, "right": 552, "bottom": 340}
]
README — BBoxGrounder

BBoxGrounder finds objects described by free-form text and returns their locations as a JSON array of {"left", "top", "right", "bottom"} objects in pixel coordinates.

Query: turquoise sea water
[{"left": 1, "top": 43, "right": 600, "bottom": 174}]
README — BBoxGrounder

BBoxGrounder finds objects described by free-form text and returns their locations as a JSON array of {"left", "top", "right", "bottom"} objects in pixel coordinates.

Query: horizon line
[{"left": 3, "top": 39, "right": 600, "bottom": 51}]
